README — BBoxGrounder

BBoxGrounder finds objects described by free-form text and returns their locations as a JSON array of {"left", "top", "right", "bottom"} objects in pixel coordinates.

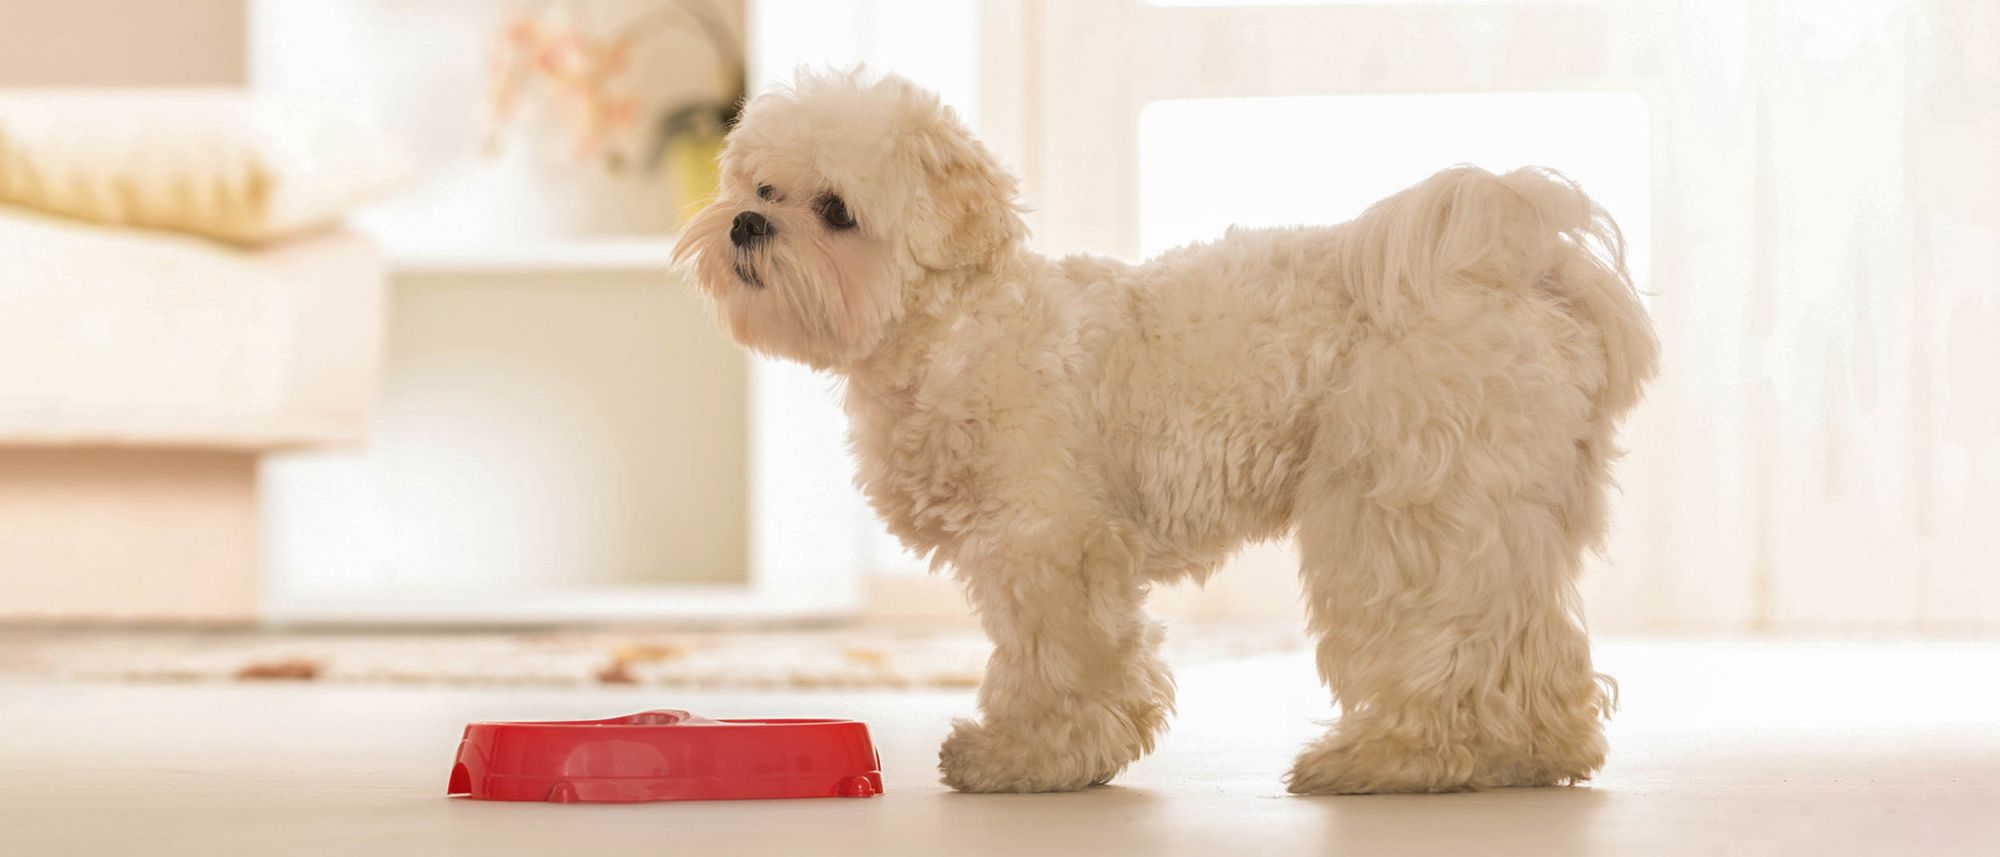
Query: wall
[{"left": 0, "top": 1, "right": 245, "bottom": 86}]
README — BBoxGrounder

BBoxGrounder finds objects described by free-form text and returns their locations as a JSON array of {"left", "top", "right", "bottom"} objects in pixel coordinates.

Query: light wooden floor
[{"left": 2, "top": 639, "right": 1996, "bottom": 856}]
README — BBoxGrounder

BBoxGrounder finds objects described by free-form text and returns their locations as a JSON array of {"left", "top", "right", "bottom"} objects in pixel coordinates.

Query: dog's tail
[{"left": 1341, "top": 165, "right": 1659, "bottom": 416}]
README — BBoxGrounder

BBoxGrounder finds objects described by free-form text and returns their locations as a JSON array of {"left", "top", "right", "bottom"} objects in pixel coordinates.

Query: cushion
[
  {"left": 0, "top": 89, "right": 408, "bottom": 245},
  {"left": 0, "top": 205, "right": 386, "bottom": 448}
]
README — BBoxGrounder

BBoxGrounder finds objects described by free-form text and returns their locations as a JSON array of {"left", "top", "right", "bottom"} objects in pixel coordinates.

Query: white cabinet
[{"left": 261, "top": 242, "right": 867, "bottom": 623}]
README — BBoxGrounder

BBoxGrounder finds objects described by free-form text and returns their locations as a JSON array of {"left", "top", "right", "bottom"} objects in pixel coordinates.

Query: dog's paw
[
  {"left": 1284, "top": 718, "right": 1606, "bottom": 794},
  {"left": 937, "top": 716, "right": 1139, "bottom": 793},
  {"left": 1471, "top": 724, "right": 1607, "bottom": 789},
  {"left": 1283, "top": 729, "right": 1477, "bottom": 795}
]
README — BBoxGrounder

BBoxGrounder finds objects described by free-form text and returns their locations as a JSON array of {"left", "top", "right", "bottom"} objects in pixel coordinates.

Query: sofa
[{"left": 0, "top": 207, "right": 386, "bottom": 621}]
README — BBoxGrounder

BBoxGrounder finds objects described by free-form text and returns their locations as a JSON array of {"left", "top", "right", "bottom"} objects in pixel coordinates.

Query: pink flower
[
  {"left": 606, "top": 94, "right": 638, "bottom": 128},
  {"left": 504, "top": 13, "right": 537, "bottom": 48}
]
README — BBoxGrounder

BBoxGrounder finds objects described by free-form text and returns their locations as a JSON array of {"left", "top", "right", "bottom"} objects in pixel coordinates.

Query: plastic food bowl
[{"left": 446, "top": 709, "right": 884, "bottom": 803}]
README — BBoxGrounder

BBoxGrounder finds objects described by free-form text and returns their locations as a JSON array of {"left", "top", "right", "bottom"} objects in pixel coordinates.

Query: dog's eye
[
  {"left": 756, "top": 184, "right": 775, "bottom": 201},
  {"left": 817, "top": 195, "right": 856, "bottom": 230}
]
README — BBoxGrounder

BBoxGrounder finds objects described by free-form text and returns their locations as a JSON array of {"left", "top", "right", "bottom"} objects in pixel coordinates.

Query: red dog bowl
[{"left": 447, "top": 709, "right": 883, "bottom": 803}]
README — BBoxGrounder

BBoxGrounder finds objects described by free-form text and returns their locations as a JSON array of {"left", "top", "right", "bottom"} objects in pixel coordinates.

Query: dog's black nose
[{"left": 730, "top": 211, "right": 772, "bottom": 247}]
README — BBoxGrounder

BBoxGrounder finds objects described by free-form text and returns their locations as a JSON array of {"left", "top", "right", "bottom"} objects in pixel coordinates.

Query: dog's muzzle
[{"left": 730, "top": 211, "right": 772, "bottom": 248}]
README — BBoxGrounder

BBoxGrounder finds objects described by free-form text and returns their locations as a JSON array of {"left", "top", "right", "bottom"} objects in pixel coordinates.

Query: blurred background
[{"left": 0, "top": 0, "right": 1995, "bottom": 684}]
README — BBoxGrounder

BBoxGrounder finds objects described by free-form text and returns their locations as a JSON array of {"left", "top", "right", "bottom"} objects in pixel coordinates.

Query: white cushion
[
  {"left": 0, "top": 206, "right": 386, "bottom": 448},
  {"left": 0, "top": 89, "right": 408, "bottom": 245}
]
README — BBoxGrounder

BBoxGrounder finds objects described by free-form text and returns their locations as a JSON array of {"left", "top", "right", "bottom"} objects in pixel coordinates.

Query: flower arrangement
[{"left": 485, "top": 0, "right": 745, "bottom": 220}]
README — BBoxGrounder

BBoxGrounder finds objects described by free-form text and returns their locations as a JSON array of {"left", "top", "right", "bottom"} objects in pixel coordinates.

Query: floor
[{"left": 2, "top": 639, "right": 1996, "bottom": 856}]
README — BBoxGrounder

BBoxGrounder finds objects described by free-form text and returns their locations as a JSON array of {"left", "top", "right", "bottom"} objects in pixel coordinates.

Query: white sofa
[{"left": 0, "top": 207, "right": 385, "bottom": 621}]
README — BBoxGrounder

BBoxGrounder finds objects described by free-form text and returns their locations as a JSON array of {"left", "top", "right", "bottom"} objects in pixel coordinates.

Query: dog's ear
[{"left": 899, "top": 104, "right": 1025, "bottom": 271}]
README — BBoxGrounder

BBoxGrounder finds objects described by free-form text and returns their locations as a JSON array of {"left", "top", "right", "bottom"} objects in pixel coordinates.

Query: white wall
[{"left": 0, "top": 1, "right": 245, "bottom": 86}]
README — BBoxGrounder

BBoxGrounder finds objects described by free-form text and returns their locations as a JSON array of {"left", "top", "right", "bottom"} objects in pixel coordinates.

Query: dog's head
[{"left": 673, "top": 70, "right": 1025, "bottom": 370}]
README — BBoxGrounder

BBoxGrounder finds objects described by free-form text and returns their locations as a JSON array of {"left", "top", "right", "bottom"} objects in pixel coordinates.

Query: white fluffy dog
[{"left": 675, "top": 71, "right": 1658, "bottom": 794}]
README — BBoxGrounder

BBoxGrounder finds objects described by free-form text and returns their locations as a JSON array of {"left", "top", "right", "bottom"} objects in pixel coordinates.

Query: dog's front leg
[{"left": 938, "top": 522, "right": 1174, "bottom": 793}]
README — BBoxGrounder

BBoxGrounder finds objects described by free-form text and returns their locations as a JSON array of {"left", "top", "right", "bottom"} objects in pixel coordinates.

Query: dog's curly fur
[{"left": 675, "top": 70, "right": 1659, "bottom": 795}]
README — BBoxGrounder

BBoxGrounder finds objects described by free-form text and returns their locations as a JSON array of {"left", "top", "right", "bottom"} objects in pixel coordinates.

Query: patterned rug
[{"left": 0, "top": 622, "right": 1306, "bottom": 690}]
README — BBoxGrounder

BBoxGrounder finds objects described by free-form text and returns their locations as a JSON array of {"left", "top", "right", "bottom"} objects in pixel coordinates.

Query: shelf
[
  {"left": 264, "top": 584, "right": 857, "bottom": 627},
  {"left": 377, "top": 235, "right": 683, "bottom": 275}
]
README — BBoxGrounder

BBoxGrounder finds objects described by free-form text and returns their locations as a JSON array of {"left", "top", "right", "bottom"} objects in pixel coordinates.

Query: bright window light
[
  {"left": 753, "top": 0, "right": 981, "bottom": 128},
  {"left": 1150, "top": 0, "right": 1515, "bottom": 6},
  {"left": 1138, "top": 93, "right": 1652, "bottom": 286}
]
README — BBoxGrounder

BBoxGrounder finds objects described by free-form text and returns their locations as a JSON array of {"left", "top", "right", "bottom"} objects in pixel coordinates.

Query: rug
[{"left": 0, "top": 622, "right": 1306, "bottom": 690}]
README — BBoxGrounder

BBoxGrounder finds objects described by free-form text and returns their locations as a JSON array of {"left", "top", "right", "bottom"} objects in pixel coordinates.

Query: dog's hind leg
[{"left": 1284, "top": 321, "right": 1616, "bottom": 795}]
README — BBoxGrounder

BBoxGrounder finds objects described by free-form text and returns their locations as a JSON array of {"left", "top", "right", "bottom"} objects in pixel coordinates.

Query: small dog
[{"left": 675, "top": 71, "right": 1658, "bottom": 794}]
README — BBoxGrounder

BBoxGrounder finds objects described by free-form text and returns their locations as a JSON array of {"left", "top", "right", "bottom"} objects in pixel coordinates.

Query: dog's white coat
[{"left": 675, "top": 71, "right": 1658, "bottom": 794}]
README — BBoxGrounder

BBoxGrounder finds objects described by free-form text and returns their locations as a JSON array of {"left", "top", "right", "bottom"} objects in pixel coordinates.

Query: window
[{"left": 1137, "top": 93, "right": 1650, "bottom": 284}]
